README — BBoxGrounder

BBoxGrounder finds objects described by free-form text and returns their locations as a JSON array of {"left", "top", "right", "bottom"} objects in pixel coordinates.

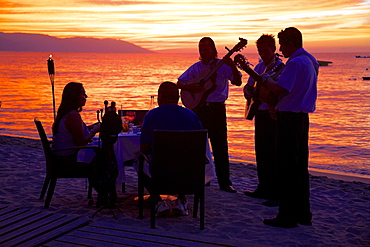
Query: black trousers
[
  {"left": 276, "top": 111, "right": 311, "bottom": 221},
  {"left": 254, "top": 110, "right": 277, "bottom": 197},
  {"left": 194, "top": 102, "right": 231, "bottom": 187}
]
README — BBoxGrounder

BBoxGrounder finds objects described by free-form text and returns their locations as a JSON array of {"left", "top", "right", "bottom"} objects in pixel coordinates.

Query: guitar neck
[
  {"left": 241, "top": 64, "right": 262, "bottom": 82},
  {"left": 203, "top": 49, "right": 236, "bottom": 82}
]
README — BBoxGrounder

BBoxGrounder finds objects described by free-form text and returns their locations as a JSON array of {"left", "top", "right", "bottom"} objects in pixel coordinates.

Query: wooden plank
[
  {"left": 90, "top": 223, "right": 236, "bottom": 246},
  {"left": 0, "top": 214, "right": 74, "bottom": 246},
  {"left": 17, "top": 217, "right": 91, "bottom": 247},
  {"left": 0, "top": 210, "right": 45, "bottom": 231},
  {"left": 0, "top": 211, "right": 54, "bottom": 236},
  {"left": 74, "top": 226, "right": 217, "bottom": 246},
  {"left": 0, "top": 207, "right": 22, "bottom": 220},
  {"left": 47, "top": 233, "right": 165, "bottom": 247},
  {"left": 43, "top": 237, "right": 92, "bottom": 247},
  {"left": 0, "top": 207, "right": 91, "bottom": 247},
  {"left": 0, "top": 208, "right": 239, "bottom": 247},
  {"left": 0, "top": 208, "right": 31, "bottom": 226},
  {"left": 48, "top": 222, "right": 237, "bottom": 247}
]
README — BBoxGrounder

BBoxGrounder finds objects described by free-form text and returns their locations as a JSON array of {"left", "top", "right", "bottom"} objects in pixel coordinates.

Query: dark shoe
[
  {"left": 262, "top": 199, "right": 280, "bottom": 207},
  {"left": 243, "top": 190, "right": 269, "bottom": 199},
  {"left": 297, "top": 212, "right": 312, "bottom": 225},
  {"left": 298, "top": 219, "right": 312, "bottom": 226},
  {"left": 298, "top": 214, "right": 312, "bottom": 225},
  {"left": 220, "top": 185, "right": 237, "bottom": 193},
  {"left": 263, "top": 216, "right": 298, "bottom": 228},
  {"left": 96, "top": 193, "right": 109, "bottom": 208}
]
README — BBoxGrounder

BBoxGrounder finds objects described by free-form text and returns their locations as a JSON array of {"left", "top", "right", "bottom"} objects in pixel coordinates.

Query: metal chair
[
  {"left": 138, "top": 129, "right": 208, "bottom": 229},
  {"left": 34, "top": 117, "right": 98, "bottom": 209}
]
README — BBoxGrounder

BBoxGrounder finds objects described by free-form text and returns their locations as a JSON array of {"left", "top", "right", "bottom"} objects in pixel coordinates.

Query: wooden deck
[
  {"left": 0, "top": 206, "right": 90, "bottom": 247},
  {"left": 45, "top": 222, "right": 238, "bottom": 246},
  {"left": 0, "top": 206, "right": 241, "bottom": 246}
]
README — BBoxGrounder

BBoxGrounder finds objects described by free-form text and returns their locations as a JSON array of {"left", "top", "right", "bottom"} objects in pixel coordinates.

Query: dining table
[{"left": 113, "top": 132, "right": 216, "bottom": 192}]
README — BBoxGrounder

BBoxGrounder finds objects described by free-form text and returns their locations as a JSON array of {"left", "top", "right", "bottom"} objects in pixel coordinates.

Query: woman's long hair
[{"left": 52, "top": 82, "right": 83, "bottom": 135}]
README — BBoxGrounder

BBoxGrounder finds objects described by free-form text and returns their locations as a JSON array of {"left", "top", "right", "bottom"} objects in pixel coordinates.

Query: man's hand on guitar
[
  {"left": 178, "top": 79, "right": 203, "bottom": 93},
  {"left": 185, "top": 82, "right": 203, "bottom": 92},
  {"left": 224, "top": 57, "right": 235, "bottom": 67},
  {"left": 225, "top": 57, "right": 242, "bottom": 86}
]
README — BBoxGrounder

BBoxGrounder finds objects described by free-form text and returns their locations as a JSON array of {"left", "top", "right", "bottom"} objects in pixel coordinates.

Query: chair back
[
  {"left": 34, "top": 117, "right": 53, "bottom": 175},
  {"left": 151, "top": 129, "right": 207, "bottom": 195},
  {"left": 118, "top": 110, "right": 148, "bottom": 126}
]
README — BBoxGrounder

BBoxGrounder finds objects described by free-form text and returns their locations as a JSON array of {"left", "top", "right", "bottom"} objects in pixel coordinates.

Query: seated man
[{"left": 139, "top": 81, "right": 203, "bottom": 217}]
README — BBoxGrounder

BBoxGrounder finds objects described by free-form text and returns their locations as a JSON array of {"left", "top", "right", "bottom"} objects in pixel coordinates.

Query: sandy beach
[{"left": 0, "top": 135, "right": 369, "bottom": 246}]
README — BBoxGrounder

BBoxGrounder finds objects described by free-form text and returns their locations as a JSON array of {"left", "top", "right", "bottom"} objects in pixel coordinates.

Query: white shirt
[
  {"left": 178, "top": 59, "right": 240, "bottom": 102},
  {"left": 276, "top": 48, "right": 319, "bottom": 113},
  {"left": 52, "top": 111, "right": 89, "bottom": 155}
]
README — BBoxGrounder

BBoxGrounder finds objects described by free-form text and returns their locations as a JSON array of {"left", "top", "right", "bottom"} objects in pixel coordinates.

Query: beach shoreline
[
  {"left": 309, "top": 168, "right": 370, "bottom": 184},
  {"left": 0, "top": 134, "right": 369, "bottom": 246},
  {"left": 2, "top": 133, "right": 369, "bottom": 184}
]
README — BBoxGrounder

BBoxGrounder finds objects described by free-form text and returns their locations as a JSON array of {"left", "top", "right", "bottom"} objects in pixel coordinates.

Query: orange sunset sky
[{"left": 1, "top": 0, "right": 370, "bottom": 53}]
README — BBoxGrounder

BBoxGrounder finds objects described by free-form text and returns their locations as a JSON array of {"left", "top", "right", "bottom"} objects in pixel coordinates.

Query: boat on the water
[
  {"left": 355, "top": 55, "right": 370, "bottom": 58},
  {"left": 318, "top": 60, "right": 332, "bottom": 66},
  {"left": 363, "top": 77, "right": 370, "bottom": 80}
]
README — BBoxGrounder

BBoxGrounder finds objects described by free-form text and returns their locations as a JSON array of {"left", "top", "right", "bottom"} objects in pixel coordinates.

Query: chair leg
[
  {"left": 193, "top": 194, "right": 199, "bottom": 218},
  {"left": 39, "top": 177, "right": 50, "bottom": 200},
  {"left": 44, "top": 178, "right": 57, "bottom": 209},
  {"left": 88, "top": 183, "right": 93, "bottom": 199},
  {"left": 138, "top": 187, "right": 144, "bottom": 219},
  {"left": 138, "top": 155, "right": 144, "bottom": 219},
  {"left": 122, "top": 182, "right": 126, "bottom": 193},
  {"left": 200, "top": 193, "right": 205, "bottom": 230},
  {"left": 150, "top": 199, "right": 156, "bottom": 229}
]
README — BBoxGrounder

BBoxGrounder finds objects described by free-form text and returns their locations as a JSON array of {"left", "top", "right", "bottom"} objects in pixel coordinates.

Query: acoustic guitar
[
  {"left": 180, "top": 38, "right": 248, "bottom": 110},
  {"left": 234, "top": 54, "right": 284, "bottom": 120}
]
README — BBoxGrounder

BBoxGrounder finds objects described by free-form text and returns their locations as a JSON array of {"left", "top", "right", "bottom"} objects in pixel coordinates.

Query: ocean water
[{"left": 0, "top": 51, "right": 369, "bottom": 178}]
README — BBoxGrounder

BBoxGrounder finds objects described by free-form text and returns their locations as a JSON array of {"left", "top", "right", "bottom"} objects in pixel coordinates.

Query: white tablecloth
[
  {"left": 113, "top": 132, "right": 216, "bottom": 190},
  {"left": 113, "top": 133, "right": 141, "bottom": 188}
]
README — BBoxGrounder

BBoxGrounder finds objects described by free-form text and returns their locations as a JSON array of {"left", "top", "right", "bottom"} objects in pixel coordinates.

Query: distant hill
[{"left": 0, "top": 32, "right": 155, "bottom": 53}]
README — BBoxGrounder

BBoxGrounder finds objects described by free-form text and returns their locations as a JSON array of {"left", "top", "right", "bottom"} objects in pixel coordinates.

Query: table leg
[{"left": 122, "top": 182, "right": 126, "bottom": 193}]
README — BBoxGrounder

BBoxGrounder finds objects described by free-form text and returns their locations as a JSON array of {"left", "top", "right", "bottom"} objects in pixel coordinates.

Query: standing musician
[
  {"left": 177, "top": 37, "right": 242, "bottom": 193},
  {"left": 241, "top": 34, "right": 285, "bottom": 205},
  {"left": 262, "top": 27, "right": 319, "bottom": 228}
]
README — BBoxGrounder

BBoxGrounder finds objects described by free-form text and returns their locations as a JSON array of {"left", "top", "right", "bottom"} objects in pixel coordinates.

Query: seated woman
[{"left": 52, "top": 82, "right": 100, "bottom": 175}]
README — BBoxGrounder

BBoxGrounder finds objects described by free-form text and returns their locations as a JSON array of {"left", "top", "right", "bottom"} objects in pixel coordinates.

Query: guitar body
[
  {"left": 180, "top": 68, "right": 216, "bottom": 110},
  {"left": 245, "top": 97, "right": 260, "bottom": 120},
  {"left": 234, "top": 54, "right": 281, "bottom": 120},
  {"left": 259, "top": 86, "right": 278, "bottom": 107}
]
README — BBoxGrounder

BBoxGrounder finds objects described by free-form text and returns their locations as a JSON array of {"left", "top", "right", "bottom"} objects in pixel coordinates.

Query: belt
[
  {"left": 277, "top": 110, "right": 307, "bottom": 115},
  {"left": 205, "top": 101, "right": 225, "bottom": 106}
]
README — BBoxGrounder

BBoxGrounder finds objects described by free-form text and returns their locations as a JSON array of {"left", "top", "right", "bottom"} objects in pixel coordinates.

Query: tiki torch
[{"left": 47, "top": 55, "right": 56, "bottom": 119}]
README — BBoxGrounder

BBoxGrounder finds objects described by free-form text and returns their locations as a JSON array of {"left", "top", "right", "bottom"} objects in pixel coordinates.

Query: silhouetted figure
[
  {"left": 177, "top": 37, "right": 242, "bottom": 193},
  {"left": 52, "top": 82, "right": 100, "bottom": 174},
  {"left": 140, "top": 81, "right": 203, "bottom": 217},
  {"left": 262, "top": 27, "right": 319, "bottom": 228},
  {"left": 242, "top": 34, "right": 284, "bottom": 205}
]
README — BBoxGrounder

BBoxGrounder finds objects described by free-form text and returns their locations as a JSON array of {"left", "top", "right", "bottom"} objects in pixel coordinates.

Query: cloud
[{"left": 1, "top": 0, "right": 369, "bottom": 52}]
